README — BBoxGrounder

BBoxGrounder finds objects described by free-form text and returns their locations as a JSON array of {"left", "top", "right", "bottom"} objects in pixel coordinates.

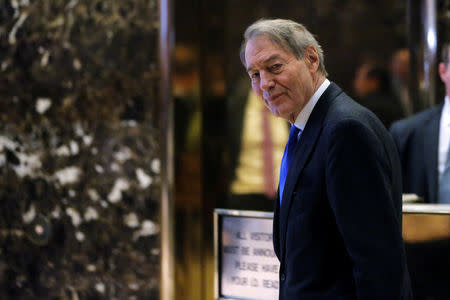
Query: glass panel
[
  {"left": 174, "top": 0, "right": 450, "bottom": 299},
  {"left": 223, "top": 0, "right": 408, "bottom": 208}
]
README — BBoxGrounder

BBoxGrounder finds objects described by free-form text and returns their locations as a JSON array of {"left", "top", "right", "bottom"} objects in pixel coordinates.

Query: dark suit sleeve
[{"left": 325, "top": 119, "right": 406, "bottom": 299}]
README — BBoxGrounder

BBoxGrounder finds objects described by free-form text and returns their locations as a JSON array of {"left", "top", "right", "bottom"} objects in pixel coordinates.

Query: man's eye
[
  {"left": 270, "top": 64, "right": 281, "bottom": 71},
  {"left": 250, "top": 72, "right": 259, "bottom": 80}
]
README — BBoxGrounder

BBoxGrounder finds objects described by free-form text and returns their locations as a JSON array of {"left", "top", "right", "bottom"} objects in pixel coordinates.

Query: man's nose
[{"left": 260, "top": 72, "right": 274, "bottom": 91}]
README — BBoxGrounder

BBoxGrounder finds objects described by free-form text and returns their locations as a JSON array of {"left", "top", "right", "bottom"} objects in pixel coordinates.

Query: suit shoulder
[
  {"left": 390, "top": 105, "right": 442, "bottom": 134},
  {"left": 325, "top": 91, "right": 381, "bottom": 128},
  {"left": 389, "top": 105, "right": 442, "bottom": 150},
  {"left": 320, "top": 83, "right": 389, "bottom": 135}
]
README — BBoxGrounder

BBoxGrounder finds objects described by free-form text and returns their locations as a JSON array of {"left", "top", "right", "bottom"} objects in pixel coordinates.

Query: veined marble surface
[{"left": 0, "top": 1, "right": 161, "bottom": 299}]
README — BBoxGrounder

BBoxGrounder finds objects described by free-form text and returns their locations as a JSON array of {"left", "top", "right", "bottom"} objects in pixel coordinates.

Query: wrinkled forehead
[
  {"left": 245, "top": 36, "right": 289, "bottom": 68},
  {"left": 248, "top": 33, "right": 293, "bottom": 53},
  {"left": 242, "top": 33, "right": 296, "bottom": 66},
  {"left": 245, "top": 35, "right": 292, "bottom": 60}
]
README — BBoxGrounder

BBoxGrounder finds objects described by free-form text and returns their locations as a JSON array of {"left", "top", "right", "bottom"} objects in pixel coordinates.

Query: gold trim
[
  {"left": 214, "top": 211, "right": 219, "bottom": 300},
  {"left": 403, "top": 204, "right": 450, "bottom": 215},
  {"left": 159, "top": 0, "right": 175, "bottom": 299}
]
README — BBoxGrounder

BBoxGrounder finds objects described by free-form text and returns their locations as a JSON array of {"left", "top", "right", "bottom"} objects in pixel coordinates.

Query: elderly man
[
  {"left": 241, "top": 19, "right": 412, "bottom": 299},
  {"left": 390, "top": 43, "right": 450, "bottom": 204}
]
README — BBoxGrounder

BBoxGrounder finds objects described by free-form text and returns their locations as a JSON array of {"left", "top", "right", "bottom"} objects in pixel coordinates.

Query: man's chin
[
  {"left": 269, "top": 107, "right": 281, "bottom": 117},
  {"left": 271, "top": 109, "right": 290, "bottom": 122}
]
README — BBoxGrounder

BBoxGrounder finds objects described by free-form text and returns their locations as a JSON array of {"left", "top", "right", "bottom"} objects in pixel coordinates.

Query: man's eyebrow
[
  {"left": 263, "top": 55, "right": 281, "bottom": 65},
  {"left": 246, "top": 55, "right": 281, "bottom": 72}
]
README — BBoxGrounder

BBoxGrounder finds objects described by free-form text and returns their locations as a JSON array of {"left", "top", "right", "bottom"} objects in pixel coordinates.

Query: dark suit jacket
[
  {"left": 389, "top": 104, "right": 443, "bottom": 203},
  {"left": 273, "top": 83, "right": 412, "bottom": 299}
]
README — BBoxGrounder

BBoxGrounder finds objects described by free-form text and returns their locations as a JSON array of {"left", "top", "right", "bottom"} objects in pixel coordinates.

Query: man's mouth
[{"left": 266, "top": 93, "right": 283, "bottom": 103}]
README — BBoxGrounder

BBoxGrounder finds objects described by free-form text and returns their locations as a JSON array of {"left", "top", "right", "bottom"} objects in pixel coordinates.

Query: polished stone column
[{"left": 0, "top": 1, "right": 163, "bottom": 299}]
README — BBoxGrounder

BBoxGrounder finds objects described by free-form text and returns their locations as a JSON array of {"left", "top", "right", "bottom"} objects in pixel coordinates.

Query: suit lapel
[
  {"left": 423, "top": 104, "right": 443, "bottom": 203},
  {"left": 278, "top": 83, "right": 343, "bottom": 262}
]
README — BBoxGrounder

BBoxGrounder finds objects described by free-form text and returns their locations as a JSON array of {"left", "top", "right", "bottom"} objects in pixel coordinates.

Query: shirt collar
[
  {"left": 444, "top": 96, "right": 450, "bottom": 117},
  {"left": 293, "top": 78, "right": 330, "bottom": 131},
  {"left": 442, "top": 96, "right": 450, "bottom": 125}
]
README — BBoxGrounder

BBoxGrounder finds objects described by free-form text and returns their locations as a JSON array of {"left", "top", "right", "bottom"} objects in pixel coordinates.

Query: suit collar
[{"left": 275, "top": 82, "right": 343, "bottom": 262}]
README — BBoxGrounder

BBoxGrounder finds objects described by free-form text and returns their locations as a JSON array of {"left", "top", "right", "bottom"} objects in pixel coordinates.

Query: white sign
[{"left": 220, "top": 216, "right": 280, "bottom": 300}]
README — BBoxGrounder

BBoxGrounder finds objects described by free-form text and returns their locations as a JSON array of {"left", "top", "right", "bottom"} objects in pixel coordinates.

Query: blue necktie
[
  {"left": 279, "top": 125, "right": 301, "bottom": 204},
  {"left": 438, "top": 145, "right": 450, "bottom": 203}
]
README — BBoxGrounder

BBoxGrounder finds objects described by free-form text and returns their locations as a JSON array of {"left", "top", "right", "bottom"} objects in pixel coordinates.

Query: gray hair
[
  {"left": 240, "top": 19, "right": 328, "bottom": 76},
  {"left": 442, "top": 43, "right": 450, "bottom": 65}
]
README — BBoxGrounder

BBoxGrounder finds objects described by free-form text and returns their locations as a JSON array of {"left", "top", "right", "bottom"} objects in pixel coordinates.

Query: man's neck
[
  {"left": 288, "top": 74, "right": 327, "bottom": 124},
  {"left": 313, "top": 75, "right": 326, "bottom": 93},
  {"left": 291, "top": 77, "right": 330, "bottom": 127}
]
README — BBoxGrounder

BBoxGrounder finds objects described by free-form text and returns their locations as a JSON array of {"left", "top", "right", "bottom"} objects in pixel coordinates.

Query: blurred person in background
[
  {"left": 353, "top": 61, "right": 404, "bottom": 128},
  {"left": 390, "top": 43, "right": 450, "bottom": 204},
  {"left": 227, "top": 77, "right": 289, "bottom": 211},
  {"left": 391, "top": 48, "right": 414, "bottom": 117}
]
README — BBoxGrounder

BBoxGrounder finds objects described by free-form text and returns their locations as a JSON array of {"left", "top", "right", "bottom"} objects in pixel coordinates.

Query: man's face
[
  {"left": 244, "top": 35, "right": 318, "bottom": 123},
  {"left": 353, "top": 64, "right": 378, "bottom": 98},
  {"left": 439, "top": 52, "right": 450, "bottom": 97},
  {"left": 391, "top": 49, "right": 410, "bottom": 83}
]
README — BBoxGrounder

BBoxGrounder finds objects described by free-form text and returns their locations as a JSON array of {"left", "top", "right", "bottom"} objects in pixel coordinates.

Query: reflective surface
[
  {"left": 403, "top": 206, "right": 450, "bottom": 299},
  {"left": 173, "top": 1, "right": 450, "bottom": 299},
  {"left": 219, "top": 216, "right": 277, "bottom": 300}
]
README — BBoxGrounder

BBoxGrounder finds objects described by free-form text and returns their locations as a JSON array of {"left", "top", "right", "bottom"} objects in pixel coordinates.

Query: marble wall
[{"left": 0, "top": 1, "right": 161, "bottom": 299}]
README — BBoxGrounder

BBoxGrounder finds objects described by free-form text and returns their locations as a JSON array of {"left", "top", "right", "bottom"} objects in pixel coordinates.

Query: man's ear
[
  {"left": 304, "top": 46, "right": 320, "bottom": 72},
  {"left": 439, "top": 62, "right": 447, "bottom": 81}
]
